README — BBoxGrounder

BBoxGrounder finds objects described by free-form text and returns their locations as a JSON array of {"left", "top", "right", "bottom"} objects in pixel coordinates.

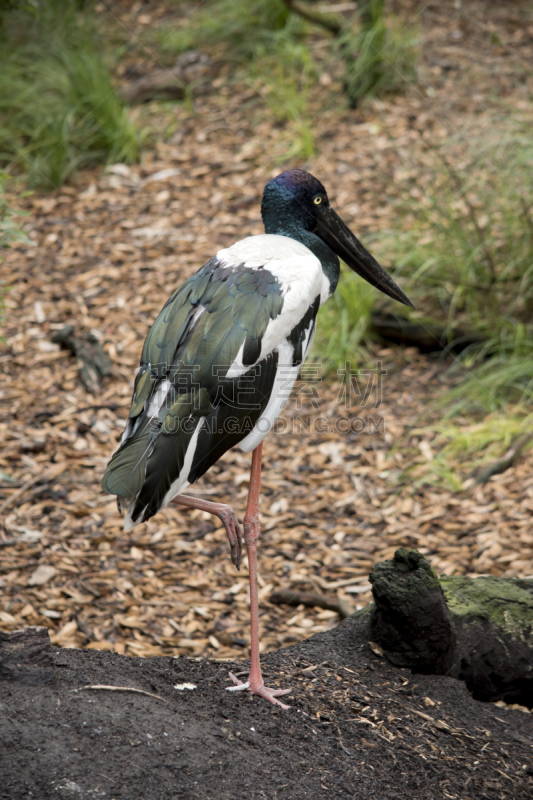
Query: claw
[
  {"left": 226, "top": 672, "right": 291, "bottom": 709},
  {"left": 226, "top": 676, "right": 250, "bottom": 692}
]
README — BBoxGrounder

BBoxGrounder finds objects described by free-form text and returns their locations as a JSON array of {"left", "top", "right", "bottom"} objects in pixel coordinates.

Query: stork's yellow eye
[{"left": 313, "top": 196, "right": 322, "bottom": 205}]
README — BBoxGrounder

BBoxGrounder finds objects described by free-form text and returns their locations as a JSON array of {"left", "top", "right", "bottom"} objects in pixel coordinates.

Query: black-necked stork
[{"left": 102, "top": 169, "right": 413, "bottom": 708}]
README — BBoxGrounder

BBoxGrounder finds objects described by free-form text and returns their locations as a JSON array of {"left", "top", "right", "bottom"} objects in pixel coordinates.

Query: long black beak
[{"left": 315, "top": 206, "right": 415, "bottom": 308}]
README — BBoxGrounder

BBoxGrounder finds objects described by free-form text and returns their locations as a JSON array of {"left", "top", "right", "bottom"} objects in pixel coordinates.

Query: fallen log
[
  {"left": 370, "top": 311, "right": 486, "bottom": 354},
  {"left": 282, "top": 0, "right": 344, "bottom": 36},
  {"left": 269, "top": 589, "right": 354, "bottom": 619},
  {"left": 354, "top": 548, "right": 533, "bottom": 707},
  {"left": 120, "top": 51, "right": 214, "bottom": 104}
]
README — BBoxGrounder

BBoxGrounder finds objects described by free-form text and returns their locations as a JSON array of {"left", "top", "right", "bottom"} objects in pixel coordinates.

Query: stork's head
[{"left": 262, "top": 169, "right": 414, "bottom": 308}]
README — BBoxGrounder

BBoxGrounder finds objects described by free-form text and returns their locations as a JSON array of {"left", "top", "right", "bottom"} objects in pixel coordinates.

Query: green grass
[
  {"left": 249, "top": 23, "right": 316, "bottom": 161},
  {"left": 0, "top": 0, "right": 141, "bottom": 188},
  {"left": 152, "top": 0, "right": 292, "bottom": 59},
  {"left": 149, "top": 0, "right": 419, "bottom": 157},
  {"left": 381, "top": 124, "right": 533, "bottom": 412},
  {"left": 365, "top": 120, "right": 533, "bottom": 483},
  {"left": 310, "top": 269, "right": 376, "bottom": 372},
  {"left": 402, "top": 408, "right": 533, "bottom": 491},
  {"left": 151, "top": 0, "right": 315, "bottom": 162},
  {"left": 442, "top": 342, "right": 533, "bottom": 415},
  {"left": 309, "top": 119, "right": 533, "bottom": 484},
  {"left": 392, "top": 144, "right": 533, "bottom": 335},
  {"left": 154, "top": 0, "right": 417, "bottom": 112},
  {"left": 0, "top": 174, "right": 31, "bottom": 250},
  {"left": 337, "top": 0, "right": 418, "bottom": 106},
  {"left": 0, "top": 173, "right": 31, "bottom": 339}
]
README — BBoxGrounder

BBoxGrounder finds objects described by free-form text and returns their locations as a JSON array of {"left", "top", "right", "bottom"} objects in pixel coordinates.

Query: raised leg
[
  {"left": 172, "top": 494, "right": 243, "bottom": 569},
  {"left": 226, "top": 443, "right": 291, "bottom": 708}
]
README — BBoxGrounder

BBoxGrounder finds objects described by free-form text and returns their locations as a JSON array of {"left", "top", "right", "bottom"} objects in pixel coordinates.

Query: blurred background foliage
[
  {"left": 0, "top": 0, "right": 141, "bottom": 188},
  {"left": 0, "top": 0, "right": 531, "bottom": 482},
  {"left": 388, "top": 124, "right": 533, "bottom": 410}
]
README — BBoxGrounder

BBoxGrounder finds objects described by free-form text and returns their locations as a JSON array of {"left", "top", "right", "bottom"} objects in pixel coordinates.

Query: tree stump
[
  {"left": 368, "top": 548, "right": 457, "bottom": 674},
  {"left": 363, "top": 548, "right": 533, "bottom": 706}
]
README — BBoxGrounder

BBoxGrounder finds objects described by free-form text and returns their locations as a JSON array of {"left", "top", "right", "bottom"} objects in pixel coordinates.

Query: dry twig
[
  {"left": 269, "top": 589, "right": 354, "bottom": 619},
  {"left": 73, "top": 685, "right": 167, "bottom": 702},
  {"left": 473, "top": 433, "right": 533, "bottom": 485}
]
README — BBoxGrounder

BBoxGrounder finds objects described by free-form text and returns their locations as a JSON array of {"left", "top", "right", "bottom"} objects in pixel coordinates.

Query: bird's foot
[
  {"left": 217, "top": 507, "right": 243, "bottom": 570},
  {"left": 226, "top": 672, "right": 291, "bottom": 709},
  {"left": 171, "top": 495, "right": 243, "bottom": 570}
]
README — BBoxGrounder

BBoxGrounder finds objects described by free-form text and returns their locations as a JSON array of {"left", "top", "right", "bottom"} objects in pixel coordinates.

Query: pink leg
[
  {"left": 226, "top": 443, "right": 291, "bottom": 709},
  {"left": 172, "top": 494, "right": 243, "bottom": 569}
]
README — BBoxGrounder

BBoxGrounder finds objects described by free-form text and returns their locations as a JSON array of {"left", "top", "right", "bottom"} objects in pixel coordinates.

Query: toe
[
  {"left": 228, "top": 671, "right": 242, "bottom": 686},
  {"left": 262, "top": 690, "right": 290, "bottom": 709}
]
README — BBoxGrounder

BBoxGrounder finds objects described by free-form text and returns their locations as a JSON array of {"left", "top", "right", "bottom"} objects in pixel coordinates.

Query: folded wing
[{"left": 102, "top": 256, "right": 290, "bottom": 526}]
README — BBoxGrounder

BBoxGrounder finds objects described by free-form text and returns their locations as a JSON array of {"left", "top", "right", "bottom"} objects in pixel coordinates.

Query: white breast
[{"left": 217, "top": 233, "right": 330, "bottom": 304}]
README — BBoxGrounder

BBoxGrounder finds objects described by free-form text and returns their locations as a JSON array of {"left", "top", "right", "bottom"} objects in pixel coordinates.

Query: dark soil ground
[
  {"left": 1, "top": 3, "right": 533, "bottom": 798},
  {"left": 1, "top": 617, "right": 532, "bottom": 800}
]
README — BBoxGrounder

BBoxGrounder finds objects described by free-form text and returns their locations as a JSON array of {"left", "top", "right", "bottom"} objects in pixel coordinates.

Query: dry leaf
[{"left": 27, "top": 565, "right": 56, "bottom": 586}]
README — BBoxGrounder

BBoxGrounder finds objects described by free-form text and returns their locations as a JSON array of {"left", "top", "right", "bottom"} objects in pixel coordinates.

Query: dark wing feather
[
  {"left": 102, "top": 416, "right": 156, "bottom": 501},
  {"left": 188, "top": 351, "right": 279, "bottom": 483},
  {"left": 288, "top": 294, "right": 321, "bottom": 365},
  {"left": 101, "top": 258, "right": 284, "bottom": 525}
]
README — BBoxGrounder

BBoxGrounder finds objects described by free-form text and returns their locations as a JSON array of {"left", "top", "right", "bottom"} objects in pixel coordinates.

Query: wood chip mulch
[{"left": 1, "top": 0, "right": 532, "bottom": 666}]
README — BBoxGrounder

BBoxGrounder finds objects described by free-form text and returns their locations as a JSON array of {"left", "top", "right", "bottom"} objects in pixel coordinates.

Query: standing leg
[
  {"left": 226, "top": 443, "right": 291, "bottom": 708},
  {"left": 172, "top": 494, "right": 243, "bottom": 569}
]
